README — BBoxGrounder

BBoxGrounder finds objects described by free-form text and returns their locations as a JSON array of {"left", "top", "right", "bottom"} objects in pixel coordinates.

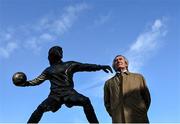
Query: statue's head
[{"left": 48, "top": 46, "right": 63, "bottom": 65}]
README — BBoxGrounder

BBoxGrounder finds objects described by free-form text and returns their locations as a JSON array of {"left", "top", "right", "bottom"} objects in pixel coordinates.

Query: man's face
[{"left": 114, "top": 56, "right": 127, "bottom": 71}]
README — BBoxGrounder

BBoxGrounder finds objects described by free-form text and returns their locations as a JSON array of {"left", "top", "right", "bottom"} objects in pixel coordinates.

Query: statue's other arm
[{"left": 27, "top": 73, "right": 48, "bottom": 86}]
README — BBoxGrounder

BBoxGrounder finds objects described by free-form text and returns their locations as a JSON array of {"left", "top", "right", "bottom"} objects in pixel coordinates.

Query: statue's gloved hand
[{"left": 101, "top": 65, "right": 113, "bottom": 73}]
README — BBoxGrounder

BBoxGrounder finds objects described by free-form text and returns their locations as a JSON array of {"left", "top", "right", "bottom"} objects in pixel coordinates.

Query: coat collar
[{"left": 116, "top": 70, "right": 130, "bottom": 76}]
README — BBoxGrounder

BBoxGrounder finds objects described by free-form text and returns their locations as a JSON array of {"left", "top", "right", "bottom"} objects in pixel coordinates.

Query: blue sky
[{"left": 0, "top": 0, "right": 180, "bottom": 123}]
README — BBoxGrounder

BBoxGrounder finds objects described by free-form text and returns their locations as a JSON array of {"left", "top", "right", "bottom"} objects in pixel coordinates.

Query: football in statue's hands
[{"left": 12, "top": 72, "right": 27, "bottom": 86}]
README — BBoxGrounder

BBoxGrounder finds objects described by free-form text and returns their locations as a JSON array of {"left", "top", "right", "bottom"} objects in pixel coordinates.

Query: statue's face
[
  {"left": 114, "top": 56, "right": 127, "bottom": 71},
  {"left": 49, "top": 46, "right": 63, "bottom": 58},
  {"left": 59, "top": 50, "right": 63, "bottom": 59}
]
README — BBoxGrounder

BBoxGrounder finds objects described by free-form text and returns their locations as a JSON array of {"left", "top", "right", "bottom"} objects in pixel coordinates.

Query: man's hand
[{"left": 101, "top": 65, "right": 113, "bottom": 73}]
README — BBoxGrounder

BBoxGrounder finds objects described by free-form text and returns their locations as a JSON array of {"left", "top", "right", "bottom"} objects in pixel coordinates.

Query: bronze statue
[{"left": 13, "top": 46, "right": 113, "bottom": 123}]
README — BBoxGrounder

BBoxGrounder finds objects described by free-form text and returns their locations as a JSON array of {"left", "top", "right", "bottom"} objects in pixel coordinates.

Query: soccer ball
[{"left": 12, "top": 72, "right": 27, "bottom": 86}]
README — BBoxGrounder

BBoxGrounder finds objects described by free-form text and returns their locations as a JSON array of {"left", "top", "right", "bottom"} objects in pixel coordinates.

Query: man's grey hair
[{"left": 112, "top": 55, "right": 129, "bottom": 72}]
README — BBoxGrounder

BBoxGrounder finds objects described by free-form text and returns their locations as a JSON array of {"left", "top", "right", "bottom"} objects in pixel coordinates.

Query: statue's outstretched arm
[{"left": 72, "top": 62, "right": 113, "bottom": 73}]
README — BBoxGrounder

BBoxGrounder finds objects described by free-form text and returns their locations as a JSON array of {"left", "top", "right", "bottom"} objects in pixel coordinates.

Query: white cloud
[
  {"left": 0, "top": 29, "right": 19, "bottom": 58},
  {"left": 126, "top": 18, "right": 167, "bottom": 72},
  {"left": 152, "top": 19, "right": 163, "bottom": 31},
  {"left": 130, "top": 19, "right": 165, "bottom": 53},
  {"left": 0, "top": 42, "right": 18, "bottom": 58},
  {"left": 39, "top": 33, "right": 54, "bottom": 41},
  {"left": 36, "top": 3, "right": 89, "bottom": 35},
  {"left": 0, "top": 3, "right": 89, "bottom": 58}
]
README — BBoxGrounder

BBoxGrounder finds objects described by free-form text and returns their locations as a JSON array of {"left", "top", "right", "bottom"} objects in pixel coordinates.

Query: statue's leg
[
  {"left": 82, "top": 96, "right": 99, "bottom": 123},
  {"left": 64, "top": 90, "right": 99, "bottom": 123},
  {"left": 27, "top": 96, "right": 61, "bottom": 123},
  {"left": 27, "top": 104, "right": 45, "bottom": 123}
]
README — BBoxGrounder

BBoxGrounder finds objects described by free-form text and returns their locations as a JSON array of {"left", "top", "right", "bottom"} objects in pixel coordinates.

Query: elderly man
[{"left": 104, "top": 55, "right": 151, "bottom": 123}]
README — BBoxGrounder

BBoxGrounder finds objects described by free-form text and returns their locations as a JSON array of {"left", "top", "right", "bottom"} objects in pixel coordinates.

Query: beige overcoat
[{"left": 104, "top": 71, "right": 151, "bottom": 123}]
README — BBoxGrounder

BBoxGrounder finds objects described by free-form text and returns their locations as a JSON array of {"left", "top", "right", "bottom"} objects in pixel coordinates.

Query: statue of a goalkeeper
[{"left": 13, "top": 46, "right": 112, "bottom": 123}]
